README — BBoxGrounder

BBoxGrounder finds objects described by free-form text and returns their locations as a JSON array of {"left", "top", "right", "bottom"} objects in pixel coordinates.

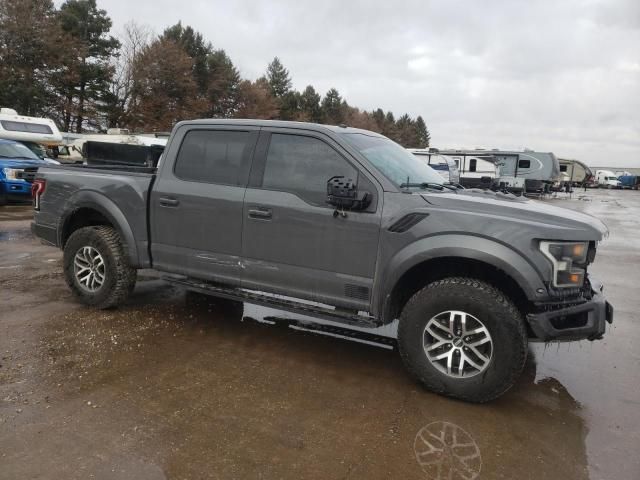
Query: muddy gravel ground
[{"left": 1, "top": 189, "right": 639, "bottom": 480}]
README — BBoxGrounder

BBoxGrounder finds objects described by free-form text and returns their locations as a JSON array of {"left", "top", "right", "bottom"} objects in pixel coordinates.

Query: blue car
[{"left": 0, "top": 139, "right": 53, "bottom": 205}]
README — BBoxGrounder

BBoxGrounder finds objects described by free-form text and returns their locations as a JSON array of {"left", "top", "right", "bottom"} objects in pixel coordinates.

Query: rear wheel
[
  {"left": 397, "top": 277, "right": 527, "bottom": 402},
  {"left": 63, "top": 226, "right": 137, "bottom": 309}
]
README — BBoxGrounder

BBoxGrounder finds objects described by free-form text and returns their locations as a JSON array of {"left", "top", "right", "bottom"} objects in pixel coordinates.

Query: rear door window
[
  {"left": 261, "top": 133, "right": 357, "bottom": 206},
  {"left": 174, "top": 130, "right": 251, "bottom": 185}
]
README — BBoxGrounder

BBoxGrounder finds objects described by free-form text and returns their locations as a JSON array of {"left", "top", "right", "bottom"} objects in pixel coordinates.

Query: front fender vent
[
  {"left": 388, "top": 213, "right": 429, "bottom": 233},
  {"left": 345, "top": 284, "right": 370, "bottom": 301}
]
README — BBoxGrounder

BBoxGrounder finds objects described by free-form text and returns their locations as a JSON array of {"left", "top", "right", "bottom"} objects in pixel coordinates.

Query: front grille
[{"left": 17, "top": 167, "right": 38, "bottom": 183}]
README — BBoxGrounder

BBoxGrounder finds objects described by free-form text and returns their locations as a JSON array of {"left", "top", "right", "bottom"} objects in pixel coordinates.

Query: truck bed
[{"left": 33, "top": 163, "right": 156, "bottom": 267}]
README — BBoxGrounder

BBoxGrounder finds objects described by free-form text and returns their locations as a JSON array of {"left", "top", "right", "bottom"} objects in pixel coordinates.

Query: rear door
[
  {"left": 241, "top": 129, "right": 383, "bottom": 311},
  {"left": 150, "top": 124, "right": 259, "bottom": 285}
]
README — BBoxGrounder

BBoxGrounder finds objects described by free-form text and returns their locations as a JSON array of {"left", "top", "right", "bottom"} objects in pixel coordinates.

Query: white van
[{"left": 595, "top": 170, "right": 621, "bottom": 189}]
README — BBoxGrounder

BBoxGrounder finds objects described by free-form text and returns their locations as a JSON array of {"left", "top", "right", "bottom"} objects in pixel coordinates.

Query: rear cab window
[{"left": 174, "top": 129, "right": 253, "bottom": 185}]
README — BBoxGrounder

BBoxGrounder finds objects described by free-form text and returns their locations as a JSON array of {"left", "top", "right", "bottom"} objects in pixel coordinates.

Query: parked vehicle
[
  {"left": 31, "top": 120, "right": 613, "bottom": 403},
  {"left": 618, "top": 175, "right": 639, "bottom": 190},
  {"left": 595, "top": 170, "right": 621, "bottom": 189},
  {"left": 559, "top": 158, "right": 592, "bottom": 186},
  {"left": 424, "top": 150, "right": 497, "bottom": 188},
  {"left": 408, "top": 149, "right": 460, "bottom": 184},
  {"left": 0, "top": 108, "right": 62, "bottom": 147},
  {"left": 432, "top": 149, "right": 560, "bottom": 194},
  {"left": 0, "top": 139, "right": 52, "bottom": 205}
]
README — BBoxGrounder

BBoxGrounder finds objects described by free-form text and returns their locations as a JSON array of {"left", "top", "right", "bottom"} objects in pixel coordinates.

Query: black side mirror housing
[{"left": 326, "top": 176, "right": 371, "bottom": 211}]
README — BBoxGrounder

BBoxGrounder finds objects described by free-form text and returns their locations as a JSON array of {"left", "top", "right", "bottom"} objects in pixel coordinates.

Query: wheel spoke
[
  {"left": 426, "top": 323, "right": 450, "bottom": 342},
  {"left": 425, "top": 340, "right": 447, "bottom": 352},
  {"left": 448, "top": 311, "right": 457, "bottom": 335},
  {"left": 468, "top": 335, "right": 491, "bottom": 347},
  {"left": 460, "top": 351, "right": 484, "bottom": 371},
  {"left": 432, "top": 349, "right": 453, "bottom": 361},
  {"left": 458, "top": 354, "right": 466, "bottom": 376},
  {"left": 446, "top": 350, "right": 453, "bottom": 375},
  {"left": 468, "top": 345, "right": 489, "bottom": 364}
]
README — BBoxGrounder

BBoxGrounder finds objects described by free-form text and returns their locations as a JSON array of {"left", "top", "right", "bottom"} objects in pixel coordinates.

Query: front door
[
  {"left": 150, "top": 125, "right": 259, "bottom": 285},
  {"left": 241, "top": 129, "right": 382, "bottom": 311}
]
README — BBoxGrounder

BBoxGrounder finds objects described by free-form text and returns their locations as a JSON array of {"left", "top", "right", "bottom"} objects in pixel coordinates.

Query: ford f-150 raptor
[{"left": 30, "top": 119, "right": 613, "bottom": 402}]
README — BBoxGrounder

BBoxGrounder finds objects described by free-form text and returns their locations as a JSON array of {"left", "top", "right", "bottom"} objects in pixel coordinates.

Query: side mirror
[{"left": 326, "top": 176, "right": 371, "bottom": 211}]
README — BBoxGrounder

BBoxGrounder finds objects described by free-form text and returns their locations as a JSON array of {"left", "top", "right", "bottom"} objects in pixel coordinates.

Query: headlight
[
  {"left": 539, "top": 241, "right": 588, "bottom": 288},
  {"left": 2, "top": 168, "right": 24, "bottom": 181}
]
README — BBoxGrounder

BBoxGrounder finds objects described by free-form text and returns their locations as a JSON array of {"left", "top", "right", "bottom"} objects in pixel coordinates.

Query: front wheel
[
  {"left": 63, "top": 226, "right": 137, "bottom": 309},
  {"left": 397, "top": 277, "right": 527, "bottom": 403}
]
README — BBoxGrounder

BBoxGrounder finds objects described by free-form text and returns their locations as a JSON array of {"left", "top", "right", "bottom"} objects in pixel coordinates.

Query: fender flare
[
  {"left": 57, "top": 190, "right": 140, "bottom": 266},
  {"left": 375, "top": 234, "right": 548, "bottom": 321}
]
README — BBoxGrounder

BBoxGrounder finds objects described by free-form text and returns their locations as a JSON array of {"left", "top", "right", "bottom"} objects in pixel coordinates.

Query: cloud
[{"left": 82, "top": 0, "right": 639, "bottom": 167}]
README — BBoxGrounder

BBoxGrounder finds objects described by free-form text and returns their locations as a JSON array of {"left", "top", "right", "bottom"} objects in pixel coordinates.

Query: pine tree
[
  {"left": 161, "top": 22, "right": 211, "bottom": 94},
  {"left": 278, "top": 91, "right": 301, "bottom": 120},
  {"left": 299, "top": 85, "right": 322, "bottom": 122},
  {"left": 206, "top": 49, "right": 241, "bottom": 117},
  {"left": 414, "top": 115, "right": 431, "bottom": 148},
  {"left": 266, "top": 57, "right": 292, "bottom": 98},
  {"left": 0, "top": 0, "right": 62, "bottom": 116},
  {"left": 54, "top": 0, "right": 120, "bottom": 132},
  {"left": 322, "top": 88, "right": 344, "bottom": 125}
]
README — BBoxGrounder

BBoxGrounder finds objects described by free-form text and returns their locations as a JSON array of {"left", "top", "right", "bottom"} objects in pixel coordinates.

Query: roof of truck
[{"left": 176, "top": 119, "right": 384, "bottom": 137}]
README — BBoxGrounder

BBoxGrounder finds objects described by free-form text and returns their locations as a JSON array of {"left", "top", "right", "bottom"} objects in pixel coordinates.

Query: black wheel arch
[
  {"left": 58, "top": 193, "right": 143, "bottom": 267},
  {"left": 381, "top": 256, "right": 534, "bottom": 326}
]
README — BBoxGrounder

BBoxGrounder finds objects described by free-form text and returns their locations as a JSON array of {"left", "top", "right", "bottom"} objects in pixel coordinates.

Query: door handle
[
  {"left": 159, "top": 197, "right": 179, "bottom": 207},
  {"left": 248, "top": 208, "right": 272, "bottom": 219}
]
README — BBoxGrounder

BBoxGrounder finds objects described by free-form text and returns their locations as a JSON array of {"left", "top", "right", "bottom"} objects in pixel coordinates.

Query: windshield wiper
[{"left": 400, "top": 182, "right": 459, "bottom": 192}]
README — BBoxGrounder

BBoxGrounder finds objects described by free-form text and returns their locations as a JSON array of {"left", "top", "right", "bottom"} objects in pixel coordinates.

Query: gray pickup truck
[{"left": 31, "top": 119, "right": 613, "bottom": 402}]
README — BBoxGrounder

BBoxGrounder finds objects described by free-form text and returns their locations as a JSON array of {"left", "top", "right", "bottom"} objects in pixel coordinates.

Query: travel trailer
[
  {"left": 595, "top": 170, "right": 621, "bottom": 189},
  {"left": 408, "top": 149, "right": 460, "bottom": 184},
  {"left": 0, "top": 108, "right": 62, "bottom": 147},
  {"left": 428, "top": 150, "right": 497, "bottom": 188},
  {"left": 558, "top": 158, "right": 593, "bottom": 186},
  {"left": 432, "top": 149, "right": 560, "bottom": 194}
]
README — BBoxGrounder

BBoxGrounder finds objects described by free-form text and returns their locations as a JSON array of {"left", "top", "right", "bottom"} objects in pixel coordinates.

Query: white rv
[
  {"left": 408, "top": 149, "right": 460, "bottom": 184},
  {"left": 0, "top": 108, "right": 62, "bottom": 147},
  {"left": 559, "top": 158, "right": 593, "bottom": 186},
  {"left": 438, "top": 151, "right": 497, "bottom": 188}
]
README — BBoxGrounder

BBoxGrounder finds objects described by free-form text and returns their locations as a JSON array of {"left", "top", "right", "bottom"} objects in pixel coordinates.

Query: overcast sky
[{"left": 95, "top": 0, "right": 639, "bottom": 167}]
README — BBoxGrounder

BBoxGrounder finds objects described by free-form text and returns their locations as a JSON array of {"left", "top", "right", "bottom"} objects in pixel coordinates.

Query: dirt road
[{"left": 1, "top": 189, "right": 639, "bottom": 479}]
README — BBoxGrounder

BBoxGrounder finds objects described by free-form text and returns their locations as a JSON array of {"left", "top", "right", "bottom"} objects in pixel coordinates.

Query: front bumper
[
  {"left": 1, "top": 180, "right": 32, "bottom": 201},
  {"left": 527, "top": 277, "right": 613, "bottom": 342}
]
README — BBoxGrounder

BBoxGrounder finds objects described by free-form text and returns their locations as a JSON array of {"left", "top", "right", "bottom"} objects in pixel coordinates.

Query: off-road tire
[
  {"left": 397, "top": 277, "right": 527, "bottom": 403},
  {"left": 63, "top": 226, "right": 137, "bottom": 309}
]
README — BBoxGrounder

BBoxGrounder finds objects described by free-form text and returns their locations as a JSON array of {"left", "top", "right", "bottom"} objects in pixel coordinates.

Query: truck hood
[{"left": 421, "top": 188, "right": 609, "bottom": 240}]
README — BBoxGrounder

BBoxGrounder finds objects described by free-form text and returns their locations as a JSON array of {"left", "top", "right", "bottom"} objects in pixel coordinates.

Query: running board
[{"left": 163, "top": 275, "right": 380, "bottom": 329}]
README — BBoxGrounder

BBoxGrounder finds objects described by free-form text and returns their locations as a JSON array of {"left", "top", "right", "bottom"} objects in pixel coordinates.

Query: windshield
[
  {"left": 341, "top": 133, "right": 444, "bottom": 188},
  {"left": 0, "top": 142, "right": 40, "bottom": 160}
]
